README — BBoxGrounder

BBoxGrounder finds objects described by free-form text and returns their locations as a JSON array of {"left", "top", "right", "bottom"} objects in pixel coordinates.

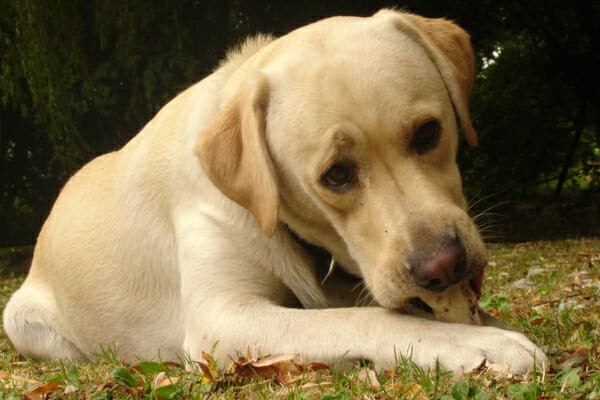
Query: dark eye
[
  {"left": 320, "top": 162, "right": 357, "bottom": 192},
  {"left": 411, "top": 120, "right": 441, "bottom": 155}
]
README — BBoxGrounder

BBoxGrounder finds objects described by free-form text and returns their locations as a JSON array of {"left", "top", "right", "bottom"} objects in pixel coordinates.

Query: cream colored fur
[{"left": 3, "top": 9, "right": 545, "bottom": 374}]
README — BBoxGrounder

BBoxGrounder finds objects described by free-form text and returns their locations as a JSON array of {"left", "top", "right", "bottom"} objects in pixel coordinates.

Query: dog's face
[{"left": 197, "top": 10, "right": 487, "bottom": 309}]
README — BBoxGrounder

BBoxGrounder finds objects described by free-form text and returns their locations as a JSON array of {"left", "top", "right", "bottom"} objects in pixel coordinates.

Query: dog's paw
[{"left": 434, "top": 325, "right": 547, "bottom": 375}]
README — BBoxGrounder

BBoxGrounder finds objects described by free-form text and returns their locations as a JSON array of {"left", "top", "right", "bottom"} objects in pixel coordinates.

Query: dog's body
[{"left": 4, "top": 10, "right": 545, "bottom": 374}]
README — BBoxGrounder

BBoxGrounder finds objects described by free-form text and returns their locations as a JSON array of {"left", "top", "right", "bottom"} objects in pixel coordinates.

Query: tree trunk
[{"left": 554, "top": 104, "right": 587, "bottom": 200}]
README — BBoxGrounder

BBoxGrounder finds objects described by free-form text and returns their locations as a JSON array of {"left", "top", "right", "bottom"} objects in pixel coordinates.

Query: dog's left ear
[
  {"left": 195, "top": 72, "right": 278, "bottom": 237},
  {"left": 378, "top": 10, "right": 478, "bottom": 146}
]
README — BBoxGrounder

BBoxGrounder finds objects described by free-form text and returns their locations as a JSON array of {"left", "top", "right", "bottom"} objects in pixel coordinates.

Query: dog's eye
[
  {"left": 411, "top": 120, "right": 441, "bottom": 155},
  {"left": 320, "top": 162, "right": 357, "bottom": 192}
]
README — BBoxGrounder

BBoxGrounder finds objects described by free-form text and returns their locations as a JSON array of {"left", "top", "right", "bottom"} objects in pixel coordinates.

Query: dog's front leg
[
  {"left": 182, "top": 291, "right": 546, "bottom": 375},
  {"left": 176, "top": 220, "right": 544, "bottom": 375}
]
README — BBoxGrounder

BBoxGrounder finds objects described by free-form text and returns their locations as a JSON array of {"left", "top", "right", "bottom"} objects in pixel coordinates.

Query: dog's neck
[{"left": 284, "top": 225, "right": 357, "bottom": 285}]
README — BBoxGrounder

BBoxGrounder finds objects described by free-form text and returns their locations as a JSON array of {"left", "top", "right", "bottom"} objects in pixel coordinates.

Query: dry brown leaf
[
  {"left": 24, "top": 382, "right": 60, "bottom": 400},
  {"left": 202, "top": 351, "right": 216, "bottom": 365},
  {"left": 529, "top": 316, "right": 545, "bottom": 326},
  {"left": 299, "top": 381, "right": 334, "bottom": 391},
  {"left": 196, "top": 351, "right": 221, "bottom": 383},
  {"left": 386, "top": 382, "right": 429, "bottom": 400},
  {"left": 305, "top": 362, "right": 330, "bottom": 372},
  {"left": 229, "top": 360, "right": 279, "bottom": 381},
  {"left": 153, "top": 371, "right": 180, "bottom": 388},
  {"left": 481, "top": 363, "right": 523, "bottom": 383},
  {"left": 63, "top": 385, "right": 79, "bottom": 394},
  {"left": 223, "top": 351, "right": 331, "bottom": 386},
  {"left": 94, "top": 381, "right": 142, "bottom": 397},
  {"left": 197, "top": 361, "right": 217, "bottom": 382},
  {"left": 244, "top": 345, "right": 260, "bottom": 362},
  {"left": 251, "top": 353, "right": 299, "bottom": 368},
  {"left": 357, "top": 368, "right": 381, "bottom": 390},
  {"left": 152, "top": 372, "right": 180, "bottom": 400}
]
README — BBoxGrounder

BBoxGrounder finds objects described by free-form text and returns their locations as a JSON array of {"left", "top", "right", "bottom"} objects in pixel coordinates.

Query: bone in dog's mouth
[{"left": 403, "top": 280, "right": 483, "bottom": 325}]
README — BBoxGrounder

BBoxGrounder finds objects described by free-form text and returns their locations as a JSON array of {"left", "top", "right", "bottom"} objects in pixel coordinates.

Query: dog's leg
[
  {"left": 176, "top": 223, "right": 544, "bottom": 374},
  {"left": 3, "top": 284, "right": 86, "bottom": 361},
  {"left": 182, "top": 292, "right": 546, "bottom": 375}
]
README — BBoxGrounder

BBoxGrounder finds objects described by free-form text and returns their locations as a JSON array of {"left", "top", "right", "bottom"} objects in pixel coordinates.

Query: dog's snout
[{"left": 410, "top": 238, "right": 466, "bottom": 292}]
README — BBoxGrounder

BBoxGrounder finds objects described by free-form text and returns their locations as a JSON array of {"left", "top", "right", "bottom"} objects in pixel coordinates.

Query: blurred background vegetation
[{"left": 0, "top": 0, "right": 598, "bottom": 246}]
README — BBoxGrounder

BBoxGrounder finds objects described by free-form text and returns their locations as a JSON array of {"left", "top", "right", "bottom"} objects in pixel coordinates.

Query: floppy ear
[
  {"left": 195, "top": 72, "right": 278, "bottom": 237},
  {"left": 378, "top": 10, "right": 478, "bottom": 146}
]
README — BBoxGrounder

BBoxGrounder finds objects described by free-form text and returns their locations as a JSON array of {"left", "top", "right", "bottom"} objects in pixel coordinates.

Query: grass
[{"left": 0, "top": 237, "right": 599, "bottom": 399}]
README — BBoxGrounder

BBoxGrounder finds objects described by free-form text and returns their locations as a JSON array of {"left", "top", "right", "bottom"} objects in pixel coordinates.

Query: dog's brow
[{"left": 332, "top": 130, "right": 355, "bottom": 148}]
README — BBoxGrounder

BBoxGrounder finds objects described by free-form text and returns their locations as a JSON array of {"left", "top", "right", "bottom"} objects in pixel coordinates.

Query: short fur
[{"left": 4, "top": 9, "right": 545, "bottom": 374}]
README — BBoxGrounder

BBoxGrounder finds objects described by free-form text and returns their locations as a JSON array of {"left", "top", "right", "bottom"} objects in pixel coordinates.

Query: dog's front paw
[{"left": 435, "top": 325, "right": 547, "bottom": 375}]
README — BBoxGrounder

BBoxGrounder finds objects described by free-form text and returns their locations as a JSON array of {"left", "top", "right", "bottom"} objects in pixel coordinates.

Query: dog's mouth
[
  {"left": 469, "top": 271, "right": 484, "bottom": 299},
  {"left": 407, "top": 297, "right": 434, "bottom": 315}
]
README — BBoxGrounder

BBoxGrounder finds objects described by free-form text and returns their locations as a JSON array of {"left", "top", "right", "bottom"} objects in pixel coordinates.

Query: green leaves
[
  {"left": 438, "top": 379, "right": 493, "bottom": 400},
  {"left": 110, "top": 366, "right": 141, "bottom": 388}
]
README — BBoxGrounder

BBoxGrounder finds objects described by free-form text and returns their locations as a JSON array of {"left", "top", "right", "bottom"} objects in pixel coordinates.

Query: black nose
[{"left": 410, "top": 238, "right": 467, "bottom": 291}]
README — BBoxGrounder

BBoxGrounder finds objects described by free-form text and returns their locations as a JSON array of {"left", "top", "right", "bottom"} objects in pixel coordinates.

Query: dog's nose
[{"left": 411, "top": 238, "right": 466, "bottom": 291}]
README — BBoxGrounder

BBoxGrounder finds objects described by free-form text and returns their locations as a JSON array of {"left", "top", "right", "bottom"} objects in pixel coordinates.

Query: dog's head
[{"left": 196, "top": 9, "right": 487, "bottom": 309}]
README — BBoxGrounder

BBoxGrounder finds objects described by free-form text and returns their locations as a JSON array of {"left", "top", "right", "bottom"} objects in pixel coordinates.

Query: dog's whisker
[
  {"left": 353, "top": 282, "right": 376, "bottom": 307},
  {"left": 466, "top": 199, "right": 509, "bottom": 244},
  {"left": 466, "top": 190, "right": 509, "bottom": 213},
  {"left": 470, "top": 204, "right": 506, "bottom": 223}
]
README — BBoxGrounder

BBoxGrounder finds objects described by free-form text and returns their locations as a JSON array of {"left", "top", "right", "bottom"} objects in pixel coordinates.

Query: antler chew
[{"left": 420, "top": 281, "right": 482, "bottom": 325}]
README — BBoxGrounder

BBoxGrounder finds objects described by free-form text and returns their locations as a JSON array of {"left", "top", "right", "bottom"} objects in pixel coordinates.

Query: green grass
[{"left": 1, "top": 238, "right": 599, "bottom": 399}]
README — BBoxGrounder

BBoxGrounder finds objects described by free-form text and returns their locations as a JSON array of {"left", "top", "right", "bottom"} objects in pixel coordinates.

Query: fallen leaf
[
  {"left": 386, "top": 382, "right": 429, "bottom": 400},
  {"left": 202, "top": 351, "right": 216, "bottom": 366},
  {"left": 153, "top": 371, "right": 180, "bottom": 388},
  {"left": 196, "top": 351, "right": 220, "bottom": 383},
  {"left": 94, "top": 380, "right": 141, "bottom": 397},
  {"left": 484, "top": 363, "right": 520, "bottom": 381},
  {"left": 306, "top": 362, "right": 330, "bottom": 372},
  {"left": 299, "top": 381, "right": 333, "bottom": 391},
  {"left": 153, "top": 372, "right": 181, "bottom": 400},
  {"left": 251, "top": 353, "right": 299, "bottom": 368},
  {"left": 527, "top": 267, "right": 548, "bottom": 277},
  {"left": 511, "top": 278, "right": 534, "bottom": 289},
  {"left": 197, "top": 361, "right": 217, "bottom": 382},
  {"left": 529, "top": 316, "right": 545, "bottom": 326},
  {"left": 223, "top": 351, "right": 331, "bottom": 386},
  {"left": 24, "top": 382, "right": 60, "bottom": 400},
  {"left": 63, "top": 384, "right": 79, "bottom": 394},
  {"left": 357, "top": 368, "right": 381, "bottom": 390},
  {"left": 228, "top": 359, "right": 278, "bottom": 381}
]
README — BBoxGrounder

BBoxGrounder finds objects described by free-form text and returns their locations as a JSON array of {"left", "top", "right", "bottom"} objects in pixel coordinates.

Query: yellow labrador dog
[{"left": 4, "top": 9, "right": 545, "bottom": 374}]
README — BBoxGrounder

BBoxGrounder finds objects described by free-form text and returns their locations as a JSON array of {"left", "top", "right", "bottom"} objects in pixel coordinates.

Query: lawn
[{"left": 1, "top": 238, "right": 599, "bottom": 399}]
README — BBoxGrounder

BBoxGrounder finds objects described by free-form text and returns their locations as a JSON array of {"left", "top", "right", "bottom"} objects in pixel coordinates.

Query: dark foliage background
[{"left": 1, "top": 0, "right": 598, "bottom": 245}]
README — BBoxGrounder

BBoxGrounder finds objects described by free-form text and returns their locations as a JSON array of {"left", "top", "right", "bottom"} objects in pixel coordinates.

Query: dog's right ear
[{"left": 195, "top": 72, "right": 279, "bottom": 237}]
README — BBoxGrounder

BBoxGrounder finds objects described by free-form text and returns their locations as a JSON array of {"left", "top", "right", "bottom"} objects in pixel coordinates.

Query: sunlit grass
[{"left": 1, "top": 238, "right": 599, "bottom": 399}]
